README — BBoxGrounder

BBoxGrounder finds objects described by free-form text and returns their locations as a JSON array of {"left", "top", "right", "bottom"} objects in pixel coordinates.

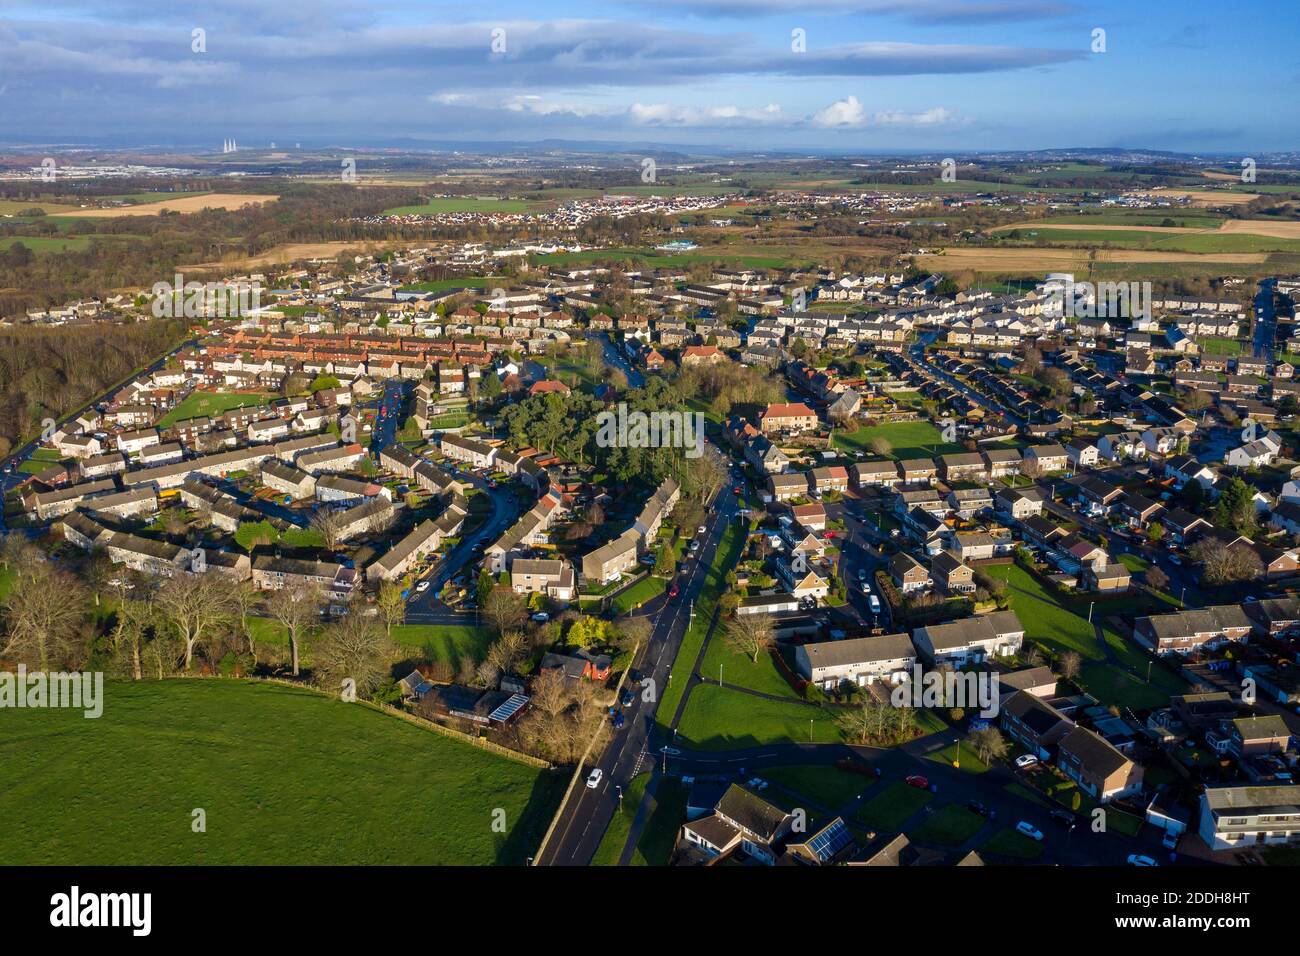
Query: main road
[
  {"left": 1252, "top": 278, "right": 1278, "bottom": 359},
  {"left": 535, "top": 457, "right": 737, "bottom": 865}
]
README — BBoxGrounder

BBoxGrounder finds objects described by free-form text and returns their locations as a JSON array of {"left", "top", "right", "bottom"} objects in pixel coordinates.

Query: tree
[
  {"left": 1146, "top": 565, "right": 1170, "bottom": 592},
  {"left": 376, "top": 580, "right": 407, "bottom": 636},
  {"left": 866, "top": 436, "right": 892, "bottom": 458},
  {"left": 1059, "top": 650, "right": 1082, "bottom": 681},
  {"left": 310, "top": 507, "right": 348, "bottom": 551},
  {"left": 1146, "top": 522, "right": 1165, "bottom": 545},
  {"left": 1190, "top": 539, "right": 1263, "bottom": 585},
  {"left": 154, "top": 573, "right": 241, "bottom": 670},
  {"left": 723, "top": 614, "right": 774, "bottom": 664},
  {"left": 265, "top": 582, "right": 323, "bottom": 677},
  {"left": 1212, "top": 477, "right": 1258, "bottom": 535},
  {"left": 312, "top": 614, "right": 394, "bottom": 700},
  {"left": 967, "top": 725, "right": 1008, "bottom": 765},
  {"left": 1, "top": 559, "right": 89, "bottom": 670},
  {"left": 483, "top": 586, "right": 527, "bottom": 637}
]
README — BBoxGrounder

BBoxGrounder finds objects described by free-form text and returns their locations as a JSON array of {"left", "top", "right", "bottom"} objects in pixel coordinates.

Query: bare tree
[
  {"left": 485, "top": 629, "right": 527, "bottom": 674},
  {"left": 967, "top": 725, "right": 1008, "bottom": 765},
  {"left": 312, "top": 614, "right": 394, "bottom": 700},
  {"left": 1059, "top": 650, "right": 1082, "bottom": 681},
  {"left": 311, "top": 507, "right": 348, "bottom": 552},
  {"left": 723, "top": 614, "right": 775, "bottom": 665},
  {"left": 155, "top": 573, "right": 241, "bottom": 670},
  {"left": 482, "top": 586, "right": 527, "bottom": 637},
  {"left": 1, "top": 560, "right": 89, "bottom": 670},
  {"left": 265, "top": 582, "right": 323, "bottom": 677},
  {"left": 866, "top": 436, "right": 892, "bottom": 458},
  {"left": 376, "top": 580, "right": 406, "bottom": 636}
]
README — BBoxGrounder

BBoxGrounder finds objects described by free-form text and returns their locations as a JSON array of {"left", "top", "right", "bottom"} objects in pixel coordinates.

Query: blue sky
[{"left": 0, "top": 0, "right": 1295, "bottom": 152}]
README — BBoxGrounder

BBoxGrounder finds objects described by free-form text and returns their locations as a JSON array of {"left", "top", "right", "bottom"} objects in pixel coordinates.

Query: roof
[
  {"left": 716, "top": 783, "right": 789, "bottom": 842},
  {"left": 800, "top": 633, "right": 916, "bottom": 670},
  {"left": 1232, "top": 715, "right": 1292, "bottom": 740},
  {"left": 917, "top": 610, "right": 1023, "bottom": 651},
  {"left": 1203, "top": 785, "right": 1300, "bottom": 814},
  {"left": 1058, "top": 725, "right": 1131, "bottom": 778}
]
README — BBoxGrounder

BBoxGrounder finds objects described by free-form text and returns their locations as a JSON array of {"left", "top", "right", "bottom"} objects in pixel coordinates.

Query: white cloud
[
  {"left": 811, "top": 95, "right": 866, "bottom": 127},
  {"left": 627, "top": 102, "right": 782, "bottom": 126}
]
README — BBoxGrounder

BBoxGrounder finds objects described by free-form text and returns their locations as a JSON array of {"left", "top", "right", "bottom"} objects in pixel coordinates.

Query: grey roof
[{"left": 800, "top": 633, "right": 916, "bottom": 669}]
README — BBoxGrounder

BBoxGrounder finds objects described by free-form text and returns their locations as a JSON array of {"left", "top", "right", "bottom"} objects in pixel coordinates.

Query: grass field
[
  {"left": 611, "top": 576, "right": 667, "bottom": 615},
  {"left": 157, "top": 391, "right": 274, "bottom": 428},
  {"left": 911, "top": 804, "right": 985, "bottom": 846},
  {"left": 246, "top": 620, "right": 492, "bottom": 670},
  {"left": 854, "top": 782, "right": 932, "bottom": 832},
  {"left": 0, "top": 234, "right": 142, "bottom": 252},
  {"left": 590, "top": 774, "right": 688, "bottom": 866},
  {"left": 675, "top": 683, "right": 840, "bottom": 750},
  {"left": 833, "top": 420, "right": 962, "bottom": 459},
  {"left": 52, "top": 194, "right": 277, "bottom": 217},
  {"left": 981, "top": 827, "right": 1045, "bottom": 860},
  {"left": 762, "top": 764, "right": 874, "bottom": 811},
  {"left": 0, "top": 679, "right": 560, "bottom": 864}
]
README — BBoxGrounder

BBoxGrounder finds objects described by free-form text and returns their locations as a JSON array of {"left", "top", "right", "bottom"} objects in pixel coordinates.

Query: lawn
[
  {"left": 611, "top": 575, "right": 667, "bottom": 615},
  {"left": 701, "top": 628, "right": 802, "bottom": 700},
  {"left": 926, "top": 741, "right": 991, "bottom": 774},
  {"left": 833, "top": 420, "right": 962, "bottom": 459},
  {"left": 245, "top": 619, "right": 492, "bottom": 670},
  {"left": 0, "top": 679, "right": 561, "bottom": 864},
  {"left": 158, "top": 391, "right": 274, "bottom": 428},
  {"left": 981, "top": 828, "right": 1045, "bottom": 860},
  {"left": 985, "top": 564, "right": 1104, "bottom": 661},
  {"left": 675, "top": 683, "right": 841, "bottom": 750},
  {"left": 591, "top": 773, "right": 648, "bottom": 866},
  {"left": 854, "top": 782, "right": 933, "bottom": 832},
  {"left": 655, "top": 520, "right": 745, "bottom": 731},
  {"left": 911, "top": 804, "right": 986, "bottom": 846},
  {"left": 762, "top": 764, "right": 874, "bottom": 812}
]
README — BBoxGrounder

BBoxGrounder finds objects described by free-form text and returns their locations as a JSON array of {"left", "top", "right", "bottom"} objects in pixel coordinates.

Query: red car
[
  {"left": 905, "top": 775, "right": 929, "bottom": 789},
  {"left": 668, "top": 583, "right": 679, "bottom": 598},
  {"left": 824, "top": 531, "right": 837, "bottom": 539},
  {"left": 732, "top": 486, "right": 741, "bottom": 494}
]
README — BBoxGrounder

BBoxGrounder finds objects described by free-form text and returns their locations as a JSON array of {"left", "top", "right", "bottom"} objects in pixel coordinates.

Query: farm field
[
  {"left": 992, "top": 225, "right": 1300, "bottom": 254},
  {"left": 186, "top": 239, "right": 419, "bottom": 270},
  {"left": 0, "top": 234, "right": 141, "bottom": 252},
  {"left": 51, "top": 193, "right": 278, "bottom": 217},
  {"left": 156, "top": 390, "right": 274, "bottom": 428},
  {"left": 0, "top": 679, "right": 560, "bottom": 865},
  {"left": 917, "top": 247, "right": 1269, "bottom": 273}
]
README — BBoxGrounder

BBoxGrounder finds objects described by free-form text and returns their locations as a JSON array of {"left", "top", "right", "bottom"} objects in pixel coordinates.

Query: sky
[{"left": 0, "top": 0, "right": 1296, "bottom": 153}]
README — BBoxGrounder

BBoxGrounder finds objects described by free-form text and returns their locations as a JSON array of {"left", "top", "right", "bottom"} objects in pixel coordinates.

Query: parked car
[
  {"left": 697, "top": 525, "right": 707, "bottom": 534},
  {"left": 414, "top": 581, "right": 430, "bottom": 592},
  {"left": 1050, "top": 809, "right": 1075, "bottom": 828},
  {"left": 868, "top": 594, "right": 882, "bottom": 614},
  {"left": 668, "top": 584, "right": 679, "bottom": 599},
  {"left": 1161, "top": 830, "right": 1180, "bottom": 850},
  {"left": 1126, "top": 854, "right": 1158, "bottom": 867},
  {"left": 905, "top": 775, "right": 929, "bottom": 789},
  {"left": 585, "top": 768, "right": 603, "bottom": 789},
  {"left": 967, "top": 801, "right": 993, "bottom": 818},
  {"left": 1014, "top": 754, "right": 1039, "bottom": 770},
  {"left": 531, "top": 612, "right": 550, "bottom": 623},
  {"left": 1015, "top": 821, "right": 1044, "bottom": 842}
]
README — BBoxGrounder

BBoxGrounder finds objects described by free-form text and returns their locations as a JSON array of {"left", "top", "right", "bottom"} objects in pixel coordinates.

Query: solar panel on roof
[
  {"left": 488, "top": 693, "right": 529, "bottom": 722},
  {"left": 805, "top": 819, "right": 852, "bottom": 861}
]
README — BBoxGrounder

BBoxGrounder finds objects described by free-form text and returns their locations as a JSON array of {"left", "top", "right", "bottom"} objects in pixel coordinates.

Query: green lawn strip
[
  {"left": 760, "top": 764, "right": 875, "bottom": 813},
  {"left": 0, "top": 679, "right": 560, "bottom": 865},
  {"left": 911, "top": 804, "right": 986, "bottom": 846},
  {"left": 701, "top": 630, "right": 801, "bottom": 700},
  {"left": 611, "top": 575, "right": 667, "bottom": 615},
  {"left": 675, "top": 683, "right": 840, "bottom": 750},
  {"left": 632, "top": 777, "right": 690, "bottom": 866},
  {"left": 245, "top": 619, "right": 491, "bottom": 669},
  {"left": 980, "top": 828, "right": 1045, "bottom": 860},
  {"left": 854, "top": 782, "right": 933, "bottom": 832},
  {"left": 925, "top": 741, "right": 990, "bottom": 774},
  {"left": 1004, "top": 782, "right": 1053, "bottom": 809},
  {"left": 591, "top": 773, "right": 650, "bottom": 866},
  {"left": 983, "top": 564, "right": 1103, "bottom": 660},
  {"left": 655, "top": 521, "right": 745, "bottom": 732}
]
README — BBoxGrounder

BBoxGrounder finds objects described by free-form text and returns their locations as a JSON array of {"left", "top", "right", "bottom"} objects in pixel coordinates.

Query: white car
[
  {"left": 1014, "top": 754, "right": 1039, "bottom": 770},
  {"left": 415, "top": 581, "right": 430, "bottom": 592},
  {"left": 1126, "top": 854, "right": 1158, "bottom": 867},
  {"left": 1015, "top": 821, "right": 1044, "bottom": 842},
  {"left": 868, "top": 594, "right": 882, "bottom": 613},
  {"left": 698, "top": 525, "right": 707, "bottom": 534},
  {"left": 585, "top": 768, "right": 603, "bottom": 789},
  {"left": 531, "top": 612, "right": 550, "bottom": 623}
]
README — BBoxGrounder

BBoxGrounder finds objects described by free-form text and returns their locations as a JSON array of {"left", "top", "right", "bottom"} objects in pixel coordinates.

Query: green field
[
  {"left": 157, "top": 391, "right": 274, "bottom": 428},
  {"left": 833, "top": 420, "right": 961, "bottom": 459},
  {"left": 675, "top": 683, "right": 840, "bottom": 750},
  {"left": 383, "top": 197, "right": 540, "bottom": 215},
  {"left": 854, "top": 782, "right": 932, "bottom": 832},
  {"left": 981, "top": 827, "right": 1045, "bottom": 860},
  {"left": 590, "top": 774, "right": 687, "bottom": 866},
  {"left": 398, "top": 276, "right": 507, "bottom": 292},
  {"left": 997, "top": 226, "right": 1300, "bottom": 255},
  {"left": 0, "top": 679, "right": 560, "bottom": 864},
  {"left": 611, "top": 575, "right": 667, "bottom": 615},
  {"left": 911, "top": 804, "right": 986, "bottom": 846},
  {"left": 245, "top": 620, "right": 491, "bottom": 671},
  {"left": 762, "top": 764, "right": 874, "bottom": 811}
]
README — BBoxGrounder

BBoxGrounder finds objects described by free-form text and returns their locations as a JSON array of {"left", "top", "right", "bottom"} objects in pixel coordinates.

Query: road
[
  {"left": 596, "top": 332, "right": 645, "bottom": 389},
  {"left": 535, "top": 453, "right": 736, "bottom": 865},
  {"left": 1252, "top": 278, "right": 1277, "bottom": 359},
  {"left": 908, "top": 332, "right": 1026, "bottom": 427},
  {"left": 368, "top": 379, "right": 406, "bottom": 454}
]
